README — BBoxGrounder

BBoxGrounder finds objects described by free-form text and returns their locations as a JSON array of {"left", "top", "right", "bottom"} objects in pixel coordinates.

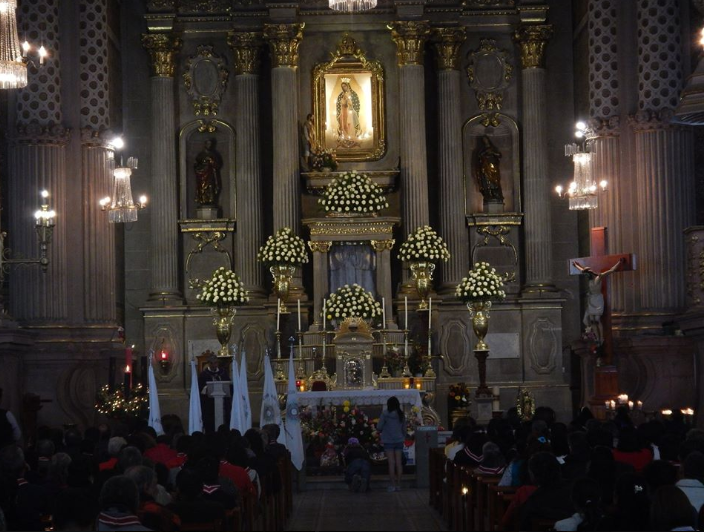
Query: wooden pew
[
  {"left": 487, "top": 485, "right": 517, "bottom": 532},
  {"left": 472, "top": 472, "right": 502, "bottom": 531}
]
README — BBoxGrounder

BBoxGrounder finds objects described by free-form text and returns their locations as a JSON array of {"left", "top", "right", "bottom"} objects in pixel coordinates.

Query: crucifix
[{"left": 569, "top": 227, "right": 636, "bottom": 367}]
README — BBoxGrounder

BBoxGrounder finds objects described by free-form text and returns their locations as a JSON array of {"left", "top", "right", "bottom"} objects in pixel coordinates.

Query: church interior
[{"left": 1, "top": 0, "right": 704, "bottom": 530}]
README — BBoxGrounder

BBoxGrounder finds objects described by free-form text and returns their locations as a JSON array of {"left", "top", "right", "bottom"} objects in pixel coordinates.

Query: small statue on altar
[
  {"left": 194, "top": 138, "right": 222, "bottom": 207},
  {"left": 303, "top": 113, "right": 318, "bottom": 161},
  {"left": 572, "top": 258, "right": 625, "bottom": 345},
  {"left": 473, "top": 136, "right": 504, "bottom": 202}
]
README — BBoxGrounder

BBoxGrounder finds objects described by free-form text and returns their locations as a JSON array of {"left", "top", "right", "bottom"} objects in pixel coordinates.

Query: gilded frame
[{"left": 312, "top": 35, "right": 386, "bottom": 162}]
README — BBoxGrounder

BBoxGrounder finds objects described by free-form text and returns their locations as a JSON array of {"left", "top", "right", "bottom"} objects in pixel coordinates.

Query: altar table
[{"left": 297, "top": 388, "right": 423, "bottom": 412}]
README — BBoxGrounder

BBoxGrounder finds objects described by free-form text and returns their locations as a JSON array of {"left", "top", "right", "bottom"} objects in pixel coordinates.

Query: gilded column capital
[
  {"left": 228, "top": 32, "right": 263, "bottom": 75},
  {"left": 371, "top": 239, "right": 395, "bottom": 252},
  {"left": 432, "top": 27, "right": 466, "bottom": 71},
  {"left": 512, "top": 24, "right": 553, "bottom": 70},
  {"left": 142, "top": 33, "right": 183, "bottom": 77},
  {"left": 308, "top": 241, "right": 332, "bottom": 253},
  {"left": 263, "top": 23, "right": 305, "bottom": 68},
  {"left": 389, "top": 21, "right": 431, "bottom": 67}
]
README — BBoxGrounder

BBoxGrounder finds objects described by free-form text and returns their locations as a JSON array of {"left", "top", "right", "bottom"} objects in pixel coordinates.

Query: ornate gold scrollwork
[
  {"left": 263, "top": 23, "right": 305, "bottom": 68},
  {"left": 388, "top": 21, "right": 431, "bottom": 67},
  {"left": 142, "top": 33, "right": 183, "bottom": 78},
  {"left": 513, "top": 25, "right": 553, "bottom": 70},
  {"left": 467, "top": 38, "right": 513, "bottom": 111},
  {"left": 308, "top": 241, "right": 332, "bottom": 253},
  {"left": 370, "top": 239, "right": 395, "bottom": 252},
  {"left": 185, "top": 231, "right": 232, "bottom": 289},
  {"left": 432, "top": 27, "right": 466, "bottom": 71},
  {"left": 471, "top": 225, "right": 518, "bottom": 283},
  {"left": 182, "top": 45, "right": 229, "bottom": 116},
  {"left": 228, "top": 32, "right": 263, "bottom": 75}
]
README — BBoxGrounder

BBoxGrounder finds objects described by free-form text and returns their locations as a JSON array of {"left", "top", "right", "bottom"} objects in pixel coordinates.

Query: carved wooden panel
[
  {"left": 149, "top": 325, "right": 181, "bottom": 385},
  {"left": 240, "top": 323, "right": 266, "bottom": 382},
  {"left": 441, "top": 318, "right": 471, "bottom": 376},
  {"left": 528, "top": 317, "right": 557, "bottom": 375}
]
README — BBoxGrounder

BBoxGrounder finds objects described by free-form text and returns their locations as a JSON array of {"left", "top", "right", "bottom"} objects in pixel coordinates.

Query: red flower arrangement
[{"left": 449, "top": 382, "right": 471, "bottom": 406}]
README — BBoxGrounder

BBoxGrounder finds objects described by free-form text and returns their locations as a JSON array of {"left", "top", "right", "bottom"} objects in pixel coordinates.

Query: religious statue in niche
[
  {"left": 336, "top": 78, "right": 362, "bottom": 147},
  {"left": 194, "top": 138, "right": 223, "bottom": 207},
  {"left": 473, "top": 136, "right": 504, "bottom": 203},
  {"left": 572, "top": 258, "right": 625, "bottom": 346},
  {"left": 303, "top": 113, "right": 318, "bottom": 160}
]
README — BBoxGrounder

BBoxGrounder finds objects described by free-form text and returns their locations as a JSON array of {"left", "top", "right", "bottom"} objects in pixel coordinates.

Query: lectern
[{"left": 205, "top": 381, "right": 231, "bottom": 430}]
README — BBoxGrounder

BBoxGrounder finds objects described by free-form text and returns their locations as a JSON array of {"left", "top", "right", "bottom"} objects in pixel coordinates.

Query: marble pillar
[
  {"left": 229, "top": 32, "right": 265, "bottom": 298},
  {"left": 142, "top": 33, "right": 183, "bottom": 304},
  {"left": 390, "top": 21, "right": 431, "bottom": 238},
  {"left": 81, "top": 131, "right": 117, "bottom": 323},
  {"left": 264, "top": 24, "right": 304, "bottom": 234},
  {"left": 308, "top": 242, "right": 331, "bottom": 329},
  {"left": 513, "top": 25, "right": 554, "bottom": 292},
  {"left": 433, "top": 27, "right": 468, "bottom": 291},
  {"left": 628, "top": 0, "right": 694, "bottom": 315}
]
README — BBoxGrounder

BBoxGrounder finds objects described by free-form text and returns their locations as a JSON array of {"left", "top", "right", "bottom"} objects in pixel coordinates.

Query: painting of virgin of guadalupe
[{"left": 336, "top": 78, "right": 362, "bottom": 147}]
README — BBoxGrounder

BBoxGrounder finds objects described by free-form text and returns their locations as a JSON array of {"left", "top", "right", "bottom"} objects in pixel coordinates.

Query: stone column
[
  {"left": 372, "top": 240, "right": 395, "bottom": 328},
  {"left": 586, "top": 0, "right": 625, "bottom": 311},
  {"left": 433, "top": 27, "right": 467, "bottom": 292},
  {"left": 264, "top": 24, "right": 304, "bottom": 234},
  {"left": 390, "top": 21, "right": 431, "bottom": 238},
  {"left": 513, "top": 25, "right": 554, "bottom": 292},
  {"left": 9, "top": 0, "right": 68, "bottom": 322},
  {"left": 229, "top": 32, "right": 265, "bottom": 298},
  {"left": 79, "top": 0, "right": 117, "bottom": 323},
  {"left": 142, "top": 33, "right": 183, "bottom": 304},
  {"left": 308, "top": 242, "right": 331, "bottom": 329},
  {"left": 629, "top": 0, "right": 694, "bottom": 313}
]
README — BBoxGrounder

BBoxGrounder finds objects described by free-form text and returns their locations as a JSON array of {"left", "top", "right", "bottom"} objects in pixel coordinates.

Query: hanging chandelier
[
  {"left": 0, "top": 0, "right": 27, "bottom": 89},
  {"left": 328, "top": 0, "right": 377, "bottom": 13},
  {"left": 100, "top": 138, "right": 147, "bottom": 223},
  {"left": 555, "top": 121, "right": 607, "bottom": 210}
]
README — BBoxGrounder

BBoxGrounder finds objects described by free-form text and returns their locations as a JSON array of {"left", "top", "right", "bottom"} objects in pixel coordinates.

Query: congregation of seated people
[
  {"left": 441, "top": 405, "right": 704, "bottom": 531},
  {"left": 0, "top": 415, "right": 289, "bottom": 531}
]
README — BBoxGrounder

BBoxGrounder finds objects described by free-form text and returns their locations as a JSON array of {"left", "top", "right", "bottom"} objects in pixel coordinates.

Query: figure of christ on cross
[{"left": 569, "top": 227, "right": 636, "bottom": 367}]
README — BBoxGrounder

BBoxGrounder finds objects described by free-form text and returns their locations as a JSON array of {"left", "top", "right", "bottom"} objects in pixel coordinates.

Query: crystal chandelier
[
  {"left": 100, "top": 138, "right": 147, "bottom": 223},
  {"left": 0, "top": 0, "right": 27, "bottom": 89},
  {"left": 328, "top": 0, "right": 377, "bottom": 13},
  {"left": 555, "top": 121, "right": 607, "bottom": 210}
]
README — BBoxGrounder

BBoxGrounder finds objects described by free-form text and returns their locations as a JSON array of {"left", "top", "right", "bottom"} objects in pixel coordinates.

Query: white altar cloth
[{"left": 297, "top": 389, "right": 423, "bottom": 411}]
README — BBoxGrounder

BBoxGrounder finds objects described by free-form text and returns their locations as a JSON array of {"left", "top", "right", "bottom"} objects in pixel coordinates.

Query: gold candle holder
[
  {"left": 296, "top": 332, "right": 306, "bottom": 380},
  {"left": 402, "top": 330, "right": 412, "bottom": 378},
  {"left": 380, "top": 331, "right": 391, "bottom": 379},
  {"left": 274, "top": 330, "right": 286, "bottom": 381}
]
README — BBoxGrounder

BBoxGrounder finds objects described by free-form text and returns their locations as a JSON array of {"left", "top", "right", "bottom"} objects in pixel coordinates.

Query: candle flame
[{"left": 125, "top": 364, "right": 131, "bottom": 373}]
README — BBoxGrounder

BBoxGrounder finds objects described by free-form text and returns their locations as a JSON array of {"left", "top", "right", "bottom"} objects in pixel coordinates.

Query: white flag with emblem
[
  {"left": 239, "top": 350, "right": 252, "bottom": 431},
  {"left": 188, "top": 360, "right": 203, "bottom": 435},
  {"left": 147, "top": 351, "right": 164, "bottom": 436},
  {"left": 284, "top": 349, "right": 304, "bottom": 470},
  {"left": 260, "top": 350, "right": 284, "bottom": 442},
  {"left": 229, "top": 345, "right": 244, "bottom": 433}
]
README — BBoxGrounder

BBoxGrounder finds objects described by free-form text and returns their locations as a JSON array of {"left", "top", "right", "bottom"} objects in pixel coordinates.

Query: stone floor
[{"left": 285, "top": 487, "right": 448, "bottom": 531}]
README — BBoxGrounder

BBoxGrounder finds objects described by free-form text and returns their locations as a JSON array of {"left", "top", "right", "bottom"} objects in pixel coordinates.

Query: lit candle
[
  {"left": 124, "top": 364, "right": 132, "bottom": 397},
  {"left": 605, "top": 400, "right": 611, "bottom": 410},
  {"left": 382, "top": 297, "right": 386, "bottom": 329},
  {"left": 628, "top": 401, "right": 634, "bottom": 410},
  {"left": 125, "top": 345, "right": 133, "bottom": 371},
  {"left": 610, "top": 400, "right": 616, "bottom": 409},
  {"left": 637, "top": 400, "right": 643, "bottom": 410},
  {"left": 415, "top": 382, "right": 422, "bottom": 390},
  {"left": 428, "top": 298, "right": 432, "bottom": 330},
  {"left": 404, "top": 383, "right": 410, "bottom": 390},
  {"left": 297, "top": 299, "right": 302, "bottom": 331},
  {"left": 276, "top": 299, "right": 280, "bottom": 331},
  {"left": 404, "top": 296, "right": 408, "bottom": 330}
]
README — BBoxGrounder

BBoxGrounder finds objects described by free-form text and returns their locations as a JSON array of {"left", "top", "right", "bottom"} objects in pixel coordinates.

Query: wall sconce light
[{"left": 158, "top": 348, "right": 170, "bottom": 374}]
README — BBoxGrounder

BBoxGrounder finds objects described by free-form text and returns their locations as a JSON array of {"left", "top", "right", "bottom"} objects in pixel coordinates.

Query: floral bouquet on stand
[
  {"left": 455, "top": 261, "right": 506, "bottom": 304},
  {"left": 318, "top": 171, "right": 389, "bottom": 216},
  {"left": 449, "top": 382, "right": 471, "bottom": 408},
  {"left": 197, "top": 267, "right": 249, "bottom": 307},
  {"left": 399, "top": 225, "right": 450, "bottom": 309},
  {"left": 324, "top": 284, "right": 383, "bottom": 324},
  {"left": 309, "top": 148, "right": 338, "bottom": 172},
  {"left": 258, "top": 227, "right": 309, "bottom": 312}
]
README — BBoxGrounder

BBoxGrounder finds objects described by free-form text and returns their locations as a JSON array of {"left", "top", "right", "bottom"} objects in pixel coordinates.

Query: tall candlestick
[
  {"left": 404, "top": 296, "right": 408, "bottom": 330},
  {"left": 297, "top": 299, "right": 302, "bottom": 331},
  {"left": 382, "top": 297, "right": 386, "bottom": 328},
  {"left": 124, "top": 364, "right": 132, "bottom": 398},
  {"left": 125, "top": 345, "right": 133, "bottom": 370},
  {"left": 276, "top": 299, "right": 281, "bottom": 331},
  {"left": 428, "top": 298, "right": 432, "bottom": 330},
  {"left": 323, "top": 299, "right": 327, "bottom": 330}
]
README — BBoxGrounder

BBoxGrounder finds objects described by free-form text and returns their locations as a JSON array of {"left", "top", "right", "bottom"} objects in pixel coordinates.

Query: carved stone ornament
[
  {"left": 432, "top": 27, "right": 466, "bottom": 71},
  {"left": 146, "top": 0, "right": 176, "bottom": 12},
  {"left": 389, "top": 21, "right": 431, "bottom": 67},
  {"left": 463, "top": 0, "right": 515, "bottom": 7},
  {"left": 263, "top": 23, "right": 305, "bottom": 68},
  {"left": 13, "top": 123, "right": 71, "bottom": 146},
  {"left": 308, "top": 241, "right": 332, "bottom": 253},
  {"left": 185, "top": 231, "right": 232, "bottom": 289},
  {"left": 227, "top": 32, "right": 262, "bottom": 75},
  {"left": 370, "top": 239, "right": 395, "bottom": 252},
  {"left": 183, "top": 45, "right": 229, "bottom": 116},
  {"left": 628, "top": 109, "right": 686, "bottom": 132},
  {"left": 142, "top": 33, "right": 183, "bottom": 78},
  {"left": 587, "top": 116, "right": 621, "bottom": 138},
  {"left": 513, "top": 25, "right": 553, "bottom": 70},
  {"left": 178, "top": 0, "right": 231, "bottom": 13},
  {"left": 80, "top": 128, "right": 114, "bottom": 148},
  {"left": 467, "top": 38, "right": 513, "bottom": 111}
]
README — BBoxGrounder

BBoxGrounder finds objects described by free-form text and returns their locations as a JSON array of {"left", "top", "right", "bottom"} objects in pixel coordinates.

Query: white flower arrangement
[
  {"left": 319, "top": 171, "right": 389, "bottom": 215},
  {"left": 197, "top": 266, "right": 249, "bottom": 306},
  {"left": 257, "top": 227, "right": 309, "bottom": 266},
  {"left": 455, "top": 262, "right": 506, "bottom": 303},
  {"left": 324, "top": 284, "right": 383, "bottom": 322},
  {"left": 398, "top": 225, "right": 451, "bottom": 263}
]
